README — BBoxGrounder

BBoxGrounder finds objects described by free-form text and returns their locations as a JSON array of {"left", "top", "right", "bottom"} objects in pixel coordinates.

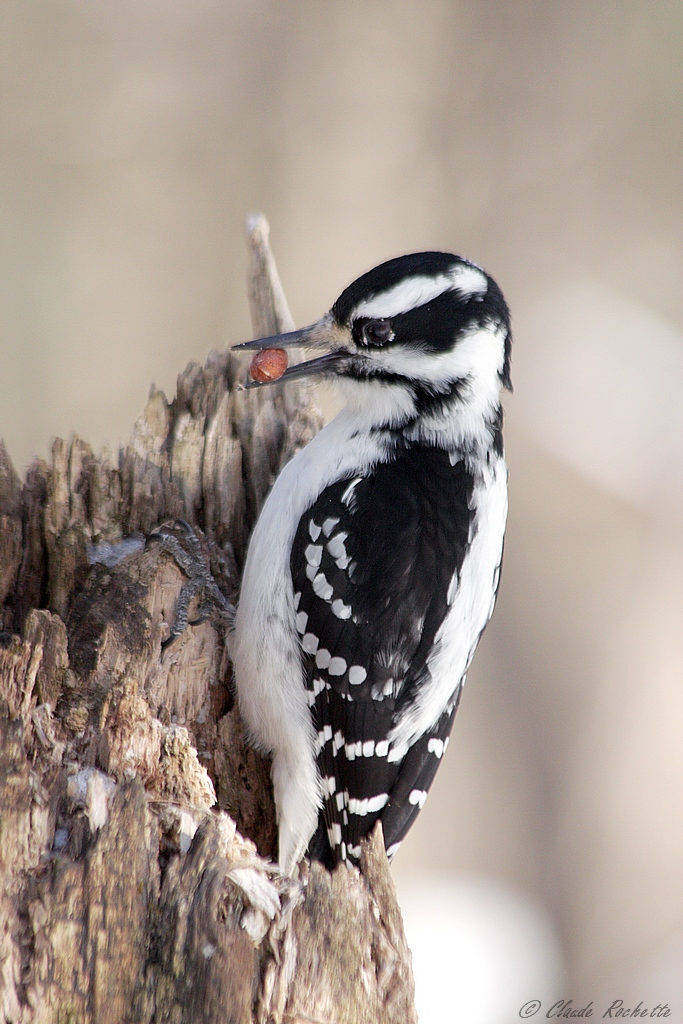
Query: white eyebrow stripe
[
  {"left": 452, "top": 264, "right": 489, "bottom": 297},
  {"left": 352, "top": 266, "right": 487, "bottom": 320}
]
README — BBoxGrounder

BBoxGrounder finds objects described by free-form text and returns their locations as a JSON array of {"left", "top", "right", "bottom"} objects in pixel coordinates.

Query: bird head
[{"left": 234, "top": 252, "right": 511, "bottom": 435}]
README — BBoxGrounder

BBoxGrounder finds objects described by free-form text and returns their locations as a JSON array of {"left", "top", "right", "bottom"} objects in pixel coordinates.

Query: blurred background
[{"left": 1, "top": 2, "right": 682, "bottom": 1020}]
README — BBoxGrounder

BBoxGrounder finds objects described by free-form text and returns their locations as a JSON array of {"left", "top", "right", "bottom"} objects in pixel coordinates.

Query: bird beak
[{"left": 232, "top": 315, "right": 352, "bottom": 387}]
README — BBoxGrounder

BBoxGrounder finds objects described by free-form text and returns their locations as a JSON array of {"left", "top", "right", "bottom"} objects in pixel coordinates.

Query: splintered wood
[{"left": 0, "top": 214, "right": 417, "bottom": 1024}]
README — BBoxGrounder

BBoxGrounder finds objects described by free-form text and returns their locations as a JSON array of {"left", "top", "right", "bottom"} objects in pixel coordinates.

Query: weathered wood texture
[{"left": 0, "top": 215, "right": 417, "bottom": 1024}]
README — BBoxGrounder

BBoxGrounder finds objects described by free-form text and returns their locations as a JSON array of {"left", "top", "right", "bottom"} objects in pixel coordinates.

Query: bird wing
[{"left": 290, "top": 446, "right": 475, "bottom": 865}]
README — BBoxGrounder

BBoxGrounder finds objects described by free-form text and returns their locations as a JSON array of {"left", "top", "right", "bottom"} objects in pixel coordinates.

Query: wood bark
[{"left": 0, "top": 214, "right": 418, "bottom": 1024}]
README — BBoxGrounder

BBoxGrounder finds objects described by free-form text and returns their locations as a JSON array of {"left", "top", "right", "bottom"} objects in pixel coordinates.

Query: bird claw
[{"left": 149, "top": 519, "right": 235, "bottom": 654}]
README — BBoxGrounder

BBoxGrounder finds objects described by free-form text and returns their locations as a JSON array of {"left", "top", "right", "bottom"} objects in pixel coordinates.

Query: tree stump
[{"left": 0, "top": 215, "right": 417, "bottom": 1024}]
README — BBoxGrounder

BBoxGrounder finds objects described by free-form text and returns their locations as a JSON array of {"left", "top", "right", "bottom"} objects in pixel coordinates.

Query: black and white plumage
[{"left": 231, "top": 252, "right": 511, "bottom": 874}]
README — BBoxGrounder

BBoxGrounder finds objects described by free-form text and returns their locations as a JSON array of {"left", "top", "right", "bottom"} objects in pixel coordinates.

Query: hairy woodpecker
[{"left": 232, "top": 252, "right": 511, "bottom": 874}]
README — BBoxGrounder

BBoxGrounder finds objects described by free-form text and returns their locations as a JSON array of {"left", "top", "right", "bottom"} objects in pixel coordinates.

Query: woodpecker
[{"left": 231, "top": 252, "right": 511, "bottom": 874}]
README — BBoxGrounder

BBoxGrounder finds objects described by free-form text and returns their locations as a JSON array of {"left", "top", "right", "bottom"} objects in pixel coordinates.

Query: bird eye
[{"left": 361, "top": 319, "right": 394, "bottom": 347}]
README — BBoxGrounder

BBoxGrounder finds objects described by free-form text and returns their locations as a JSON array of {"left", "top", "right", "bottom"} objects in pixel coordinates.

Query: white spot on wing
[
  {"left": 302, "top": 633, "right": 319, "bottom": 654},
  {"left": 345, "top": 740, "right": 363, "bottom": 760},
  {"left": 308, "top": 520, "right": 322, "bottom": 541},
  {"left": 312, "top": 573, "right": 334, "bottom": 600},
  {"left": 348, "top": 793, "right": 388, "bottom": 816},
  {"left": 348, "top": 665, "right": 367, "bottom": 686},
  {"left": 331, "top": 599, "right": 352, "bottom": 620},
  {"left": 322, "top": 517, "right": 339, "bottom": 537},
  {"left": 362, "top": 740, "right": 375, "bottom": 757},
  {"left": 327, "top": 533, "right": 348, "bottom": 559},
  {"left": 305, "top": 544, "right": 323, "bottom": 568},
  {"left": 327, "top": 823, "right": 342, "bottom": 846},
  {"left": 314, "top": 725, "right": 333, "bottom": 753},
  {"left": 315, "top": 648, "right": 331, "bottom": 669},
  {"left": 328, "top": 656, "right": 347, "bottom": 676},
  {"left": 427, "top": 738, "right": 445, "bottom": 758},
  {"left": 295, "top": 611, "right": 308, "bottom": 634},
  {"left": 408, "top": 789, "right": 428, "bottom": 808},
  {"left": 312, "top": 677, "right": 326, "bottom": 696}
]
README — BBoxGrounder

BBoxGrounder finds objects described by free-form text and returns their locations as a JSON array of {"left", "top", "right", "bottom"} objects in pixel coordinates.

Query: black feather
[{"left": 291, "top": 445, "right": 475, "bottom": 865}]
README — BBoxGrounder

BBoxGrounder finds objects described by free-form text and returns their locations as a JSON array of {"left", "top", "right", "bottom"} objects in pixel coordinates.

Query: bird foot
[{"left": 147, "top": 519, "right": 236, "bottom": 653}]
